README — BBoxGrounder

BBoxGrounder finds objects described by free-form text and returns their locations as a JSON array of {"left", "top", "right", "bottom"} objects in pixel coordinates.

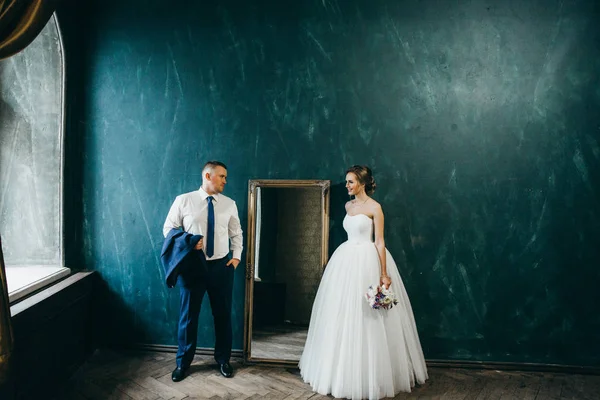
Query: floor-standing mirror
[{"left": 244, "top": 180, "right": 330, "bottom": 366}]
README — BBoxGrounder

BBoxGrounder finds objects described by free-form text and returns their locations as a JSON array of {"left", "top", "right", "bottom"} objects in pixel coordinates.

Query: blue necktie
[{"left": 206, "top": 196, "right": 215, "bottom": 257}]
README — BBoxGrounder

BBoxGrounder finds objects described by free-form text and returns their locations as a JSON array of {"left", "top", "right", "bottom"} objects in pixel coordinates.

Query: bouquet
[{"left": 365, "top": 285, "right": 398, "bottom": 310}]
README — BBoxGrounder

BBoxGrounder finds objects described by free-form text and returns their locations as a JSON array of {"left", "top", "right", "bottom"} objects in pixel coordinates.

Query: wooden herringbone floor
[{"left": 54, "top": 349, "right": 600, "bottom": 399}]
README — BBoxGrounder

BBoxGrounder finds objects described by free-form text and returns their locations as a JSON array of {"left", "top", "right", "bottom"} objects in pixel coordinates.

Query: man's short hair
[{"left": 202, "top": 161, "right": 228, "bottom": 175}]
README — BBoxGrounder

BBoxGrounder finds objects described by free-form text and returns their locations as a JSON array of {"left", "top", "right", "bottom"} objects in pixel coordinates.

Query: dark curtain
[
  {"left": 0, "top": 236, "right": 13, "bottom": 393},
  {"left": 0, "top": 0, "right": 62, "bottom": 60}
]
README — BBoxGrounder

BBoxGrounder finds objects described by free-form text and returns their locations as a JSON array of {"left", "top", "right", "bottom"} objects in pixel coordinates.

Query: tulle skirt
[{"left": 299, "top": 240, "right": 428, "bottom": 400}]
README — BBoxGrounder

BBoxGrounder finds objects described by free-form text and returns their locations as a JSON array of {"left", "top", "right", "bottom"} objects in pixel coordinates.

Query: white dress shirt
[{"left": 163, "top": 187, "right": 244, "bottom": 261}]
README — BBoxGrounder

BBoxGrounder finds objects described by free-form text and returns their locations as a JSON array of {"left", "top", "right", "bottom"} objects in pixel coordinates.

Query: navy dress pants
[{"left": 176, "top": 254, "right": 234, "bottom": 368}]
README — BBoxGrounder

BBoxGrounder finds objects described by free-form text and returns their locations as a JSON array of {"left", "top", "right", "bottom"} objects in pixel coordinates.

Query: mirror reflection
[{"left": 245, "top": 180, "right": 330, "bottom": 364}]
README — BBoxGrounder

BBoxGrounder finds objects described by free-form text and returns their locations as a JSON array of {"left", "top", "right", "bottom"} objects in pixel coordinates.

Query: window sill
[{"left": 6, "top": 265, "right": 71, "bottom": 304}]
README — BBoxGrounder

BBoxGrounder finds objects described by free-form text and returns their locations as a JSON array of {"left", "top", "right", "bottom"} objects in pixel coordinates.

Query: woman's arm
[{"left": 372, "top": 204, "right": 390, "bottom": 288}]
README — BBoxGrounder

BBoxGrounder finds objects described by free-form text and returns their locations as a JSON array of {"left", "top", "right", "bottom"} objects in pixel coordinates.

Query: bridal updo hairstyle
[{"left": 346, "top": 165, "right": 377, "bottom": 195}]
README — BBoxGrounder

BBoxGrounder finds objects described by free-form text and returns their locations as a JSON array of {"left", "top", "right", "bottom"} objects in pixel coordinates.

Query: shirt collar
[{"left": 199, "top": 187, "right": 219, "bottom": 202}]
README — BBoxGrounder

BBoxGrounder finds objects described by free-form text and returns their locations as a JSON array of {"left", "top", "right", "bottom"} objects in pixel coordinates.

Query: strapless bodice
[{"left": 343, "top": 214, "right": 374, "bottom": 243}]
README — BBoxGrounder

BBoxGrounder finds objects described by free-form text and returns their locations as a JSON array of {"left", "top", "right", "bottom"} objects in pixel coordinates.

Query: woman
[{"left": 299, "top": 165, "right": 428, "bottom": 400}]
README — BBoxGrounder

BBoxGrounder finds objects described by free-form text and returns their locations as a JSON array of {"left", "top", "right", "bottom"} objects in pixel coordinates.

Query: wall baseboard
[
  {"left": 128, "top": 343, "right": 244, "bottom": 358},
  {"left": 124, "top": 344, "right": 600, "bottom": 375},
  {"left": 426, "top": 359, "right": 600, "bottom": 375}
]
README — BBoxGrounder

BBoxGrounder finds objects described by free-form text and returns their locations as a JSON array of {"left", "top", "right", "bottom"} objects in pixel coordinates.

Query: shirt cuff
[{"left": 232, "top": 250, "right": 242, "bottom": 260}]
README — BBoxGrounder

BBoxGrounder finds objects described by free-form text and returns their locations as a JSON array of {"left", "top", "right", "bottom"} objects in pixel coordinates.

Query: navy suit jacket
[{"left": 161, "top": 228, "right": 206, "bottom": 288}]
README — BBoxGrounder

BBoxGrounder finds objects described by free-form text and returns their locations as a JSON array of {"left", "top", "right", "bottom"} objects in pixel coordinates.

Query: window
[{"left": 0, "top": 14, "right": 69, "bottom": 303}]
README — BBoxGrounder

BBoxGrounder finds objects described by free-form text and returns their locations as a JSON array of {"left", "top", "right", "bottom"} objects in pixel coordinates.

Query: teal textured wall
[{"left": 59, "top": 0, "right": 600, "bottom": 365}]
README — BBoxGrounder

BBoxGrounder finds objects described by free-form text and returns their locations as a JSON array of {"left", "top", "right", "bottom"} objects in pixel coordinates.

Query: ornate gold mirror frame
[{"left": 243, "top": 179, "right": 330, "bottom": 366}]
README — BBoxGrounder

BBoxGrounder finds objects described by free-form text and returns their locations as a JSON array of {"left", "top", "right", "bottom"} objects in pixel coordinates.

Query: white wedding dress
[{"left": 299, "top": 213, "right": 428, "bottom": 400}]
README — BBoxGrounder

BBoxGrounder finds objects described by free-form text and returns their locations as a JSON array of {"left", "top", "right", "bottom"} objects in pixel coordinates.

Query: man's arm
[
  {"left": 227, "top": 201, "right": 244, "bottom": 267},
  {"left": 163, "top": 196, "right": 182, "bottom": 237}
]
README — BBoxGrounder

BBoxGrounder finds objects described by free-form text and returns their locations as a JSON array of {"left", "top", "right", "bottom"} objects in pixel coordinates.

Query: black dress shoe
[
  {"left": 219, "top": 362, "right": 233, "bottom": 378},
  {"left": 171, "top": 367, "right": 187, "bottom": 382}
]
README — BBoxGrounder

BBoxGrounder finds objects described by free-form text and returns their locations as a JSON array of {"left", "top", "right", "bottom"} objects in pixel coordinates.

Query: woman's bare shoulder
[
  {"left": 368, "top": 199, "right": 383, "bottom": 217},
  {"left": 368, "top": 198, "right": 382, "bottom": 209}
]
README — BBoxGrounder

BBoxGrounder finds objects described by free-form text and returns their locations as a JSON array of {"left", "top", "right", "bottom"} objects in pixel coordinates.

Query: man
[{"left": 163, "top": 161, "right": 243, "bottom": 381}]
